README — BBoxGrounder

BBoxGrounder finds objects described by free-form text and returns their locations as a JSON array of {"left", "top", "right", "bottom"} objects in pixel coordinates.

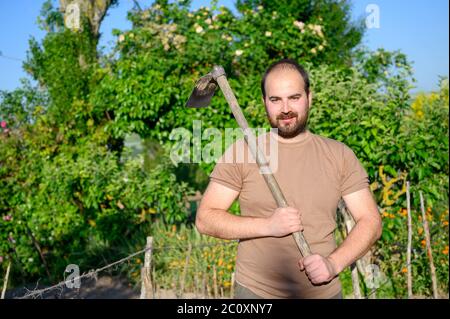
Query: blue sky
[{"left": 0, "top": 0, "right": 448, "bottom": 93}]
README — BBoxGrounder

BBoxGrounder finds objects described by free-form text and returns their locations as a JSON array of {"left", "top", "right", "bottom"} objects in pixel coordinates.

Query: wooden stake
[
  {"left": 140, "top": 236, "right": 153, "bottom": 299},
  {"left": 359, "top": 252, "right": 377, "bottom": 299},
  {"left": 406, "top": 182, "right": 413, "bottom": 298},
  {"left": 194, "top": 268, "right": 199, "bottom": 299},
  {"left": 1, "top": 261, "right": 11, "bottom": 299},
  {"left": 202, "top": 273, "right": 206, "bottom": 299},
  {"left": 213, "top": 265, "right": 218, "bottom": 298},
  {"left": 205, "top": 273, "right": 212, "bottom": 299},
  {"left": 350, "top": 263, "right": 361, "bottom": 299},
  {"left": 230, "top": 272, "right": 235, "bottom": 298},
  {"left": 419, "top": 192, "right": 439, "bottom": 299},
  {"left": 152, "top": 265, "right": 156, "bottom": 299},
  {"left": 340, "top": 202, "right": 361, "bottom": 299},
  {"left": 179, "top": 243, "right": 192, "bottom": 298}
]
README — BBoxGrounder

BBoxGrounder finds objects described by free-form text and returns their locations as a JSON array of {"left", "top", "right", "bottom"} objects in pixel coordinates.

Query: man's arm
[
  {"left": 299, "top": 187, "right": 382, "bottom": 284},
  {"left": 196, "top": 181, "right": 303, "bottom": 240},
  {"left": 328, "top": 187, "right": 382, "bottom": 273}
]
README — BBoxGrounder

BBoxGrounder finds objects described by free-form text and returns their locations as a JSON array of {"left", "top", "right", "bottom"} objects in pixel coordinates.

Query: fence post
[
  {"left": 213, "top": 265, "right": 218, "bottom": 298},
  {"left": 179, "top": 243, "right": 192, "bottom": 298},
  {"left": 406, "top": 181, "right": 413, "bottom": 298},
  {"left": 419, "top": 192, "right": 439, "bottom": 299},
  {"left": 339, "top": 202, "right": 361, "bottom": 299},
  {"left": 1, "top": 261, "right": 11, "bottom": 299},
  {"left": 140, "top": 236, "right": 153, "bottom": 299},
  {"left": 230, "top": 272, "right": 235, "bottom": 299}
]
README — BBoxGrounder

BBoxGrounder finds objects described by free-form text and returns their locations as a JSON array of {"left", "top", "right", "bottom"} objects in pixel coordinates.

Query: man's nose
[{"left": 281, "top": 99, "right": 290, "bottom": 113}]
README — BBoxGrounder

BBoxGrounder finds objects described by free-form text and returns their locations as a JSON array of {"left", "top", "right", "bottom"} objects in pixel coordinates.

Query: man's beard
[{"left": 267, "top": 107, "right": 309, "bottom": 139}]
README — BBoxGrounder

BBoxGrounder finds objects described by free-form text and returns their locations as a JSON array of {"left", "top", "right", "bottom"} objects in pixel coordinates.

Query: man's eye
[
  {"left": 290, "top": 96, "right": 301, "bottom": 101},
  {"left": 270, "top": 98, "right": 280, "bottom": 103}
]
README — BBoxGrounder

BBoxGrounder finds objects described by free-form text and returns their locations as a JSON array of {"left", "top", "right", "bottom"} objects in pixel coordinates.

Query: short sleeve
[
  {"left": 340, "top": 145, "right": 369, "bottom": 196},
  {"left": 209, "top": 141, "right": 244, "bottom": 192}
]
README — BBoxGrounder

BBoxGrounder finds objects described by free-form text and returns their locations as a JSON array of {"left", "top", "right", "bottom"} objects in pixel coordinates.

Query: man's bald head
[{"left": 261, "top": 59, "right": 310, "bottom": 99}]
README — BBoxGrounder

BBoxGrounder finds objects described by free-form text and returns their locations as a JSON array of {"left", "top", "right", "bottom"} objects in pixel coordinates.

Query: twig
[
  {"left": 419, "top": 192, "right": 439, "bottom": 299},
  {"left": 406, "top": 181, "right": 413, "bottom": 298},
  {"left": 26, "top": 227, "right": 52, "bottom": 281},
  {"left": 1, "top": 262, "right": 11, "bottom": 299}
]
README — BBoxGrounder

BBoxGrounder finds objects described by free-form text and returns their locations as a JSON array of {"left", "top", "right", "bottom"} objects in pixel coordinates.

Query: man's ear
[{"left": 308, "top": 91, "right": 313, "bottom": 109}]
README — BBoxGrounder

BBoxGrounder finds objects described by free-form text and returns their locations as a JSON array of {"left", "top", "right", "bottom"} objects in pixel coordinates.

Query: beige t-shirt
[{"left": 209, "top": 129, "right": 369, "bottom": 298}]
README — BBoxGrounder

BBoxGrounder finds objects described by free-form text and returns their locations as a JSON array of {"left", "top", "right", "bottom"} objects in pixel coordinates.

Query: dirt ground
[{"left": 5, "top": 276, "right": 138, "bottom": 299}]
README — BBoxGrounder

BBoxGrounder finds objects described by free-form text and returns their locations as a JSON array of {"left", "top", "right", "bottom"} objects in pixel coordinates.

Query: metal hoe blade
[{"left": 185, "top": 73, "right": 218, "bottom": 108}]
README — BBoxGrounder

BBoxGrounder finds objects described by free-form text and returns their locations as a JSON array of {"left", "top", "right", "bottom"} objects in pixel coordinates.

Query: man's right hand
[{"left": 265, "top": 207, "right": 303, "bottom": 237}]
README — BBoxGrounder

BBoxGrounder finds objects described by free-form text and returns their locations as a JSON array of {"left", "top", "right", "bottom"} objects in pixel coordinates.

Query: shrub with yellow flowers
[{"left": 367, "top": 166, "right": 449, "bottom": 298}]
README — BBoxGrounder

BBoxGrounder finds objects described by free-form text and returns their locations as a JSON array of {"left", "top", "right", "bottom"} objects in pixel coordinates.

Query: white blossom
[
  {"left": 313, "top": 25, "right": 324, "bottom": 37},
  {"left": 235, "top": 49, "right": 243, "bottom": 56},
  {"left": 293, "top": 21, "right": 305, "bottom": 30}
]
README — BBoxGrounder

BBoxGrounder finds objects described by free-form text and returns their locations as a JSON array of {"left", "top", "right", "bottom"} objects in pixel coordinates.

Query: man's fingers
[
  {"left": 302, "top": 255, "right": 336, "bottom": 285},
  {"left": 305, "top": 263, "right": 322, "bottom": 274},
  {"left": 306, "top": 267, "right": 323, "bottom": 278},
  {"left": 302, "top": 254, "right": 321, "bottom": 267},
  {"left": 298, "top": 259, "right": 305, "bottom": 271}
]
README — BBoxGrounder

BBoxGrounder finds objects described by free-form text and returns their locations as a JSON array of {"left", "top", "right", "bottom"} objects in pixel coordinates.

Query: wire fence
[{"left": 13, "top": 240, "right": 238, "bottom": 299}]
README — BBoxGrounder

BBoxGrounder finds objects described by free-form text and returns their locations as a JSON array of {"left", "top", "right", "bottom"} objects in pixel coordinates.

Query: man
[{"left": 195, "top": 59, "right": 382, "bottom": 299}]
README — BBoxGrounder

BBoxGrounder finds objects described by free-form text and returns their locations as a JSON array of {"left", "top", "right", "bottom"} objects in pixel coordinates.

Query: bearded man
[{"left": 195, "top": 59, "right": 382, "bottom": 299}]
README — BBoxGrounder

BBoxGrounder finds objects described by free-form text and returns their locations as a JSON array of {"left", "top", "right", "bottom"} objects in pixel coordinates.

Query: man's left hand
[{"left": 298, "top": 254, "right": 338, "bottom": 285}]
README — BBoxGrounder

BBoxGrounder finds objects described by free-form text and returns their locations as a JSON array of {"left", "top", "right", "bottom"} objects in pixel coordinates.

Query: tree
[
  {"left": 236, "top": 0, "right": 364, "bottom": 67},
  {"left": 24, "top": 0, "right": 117, "bottom": 127}
]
